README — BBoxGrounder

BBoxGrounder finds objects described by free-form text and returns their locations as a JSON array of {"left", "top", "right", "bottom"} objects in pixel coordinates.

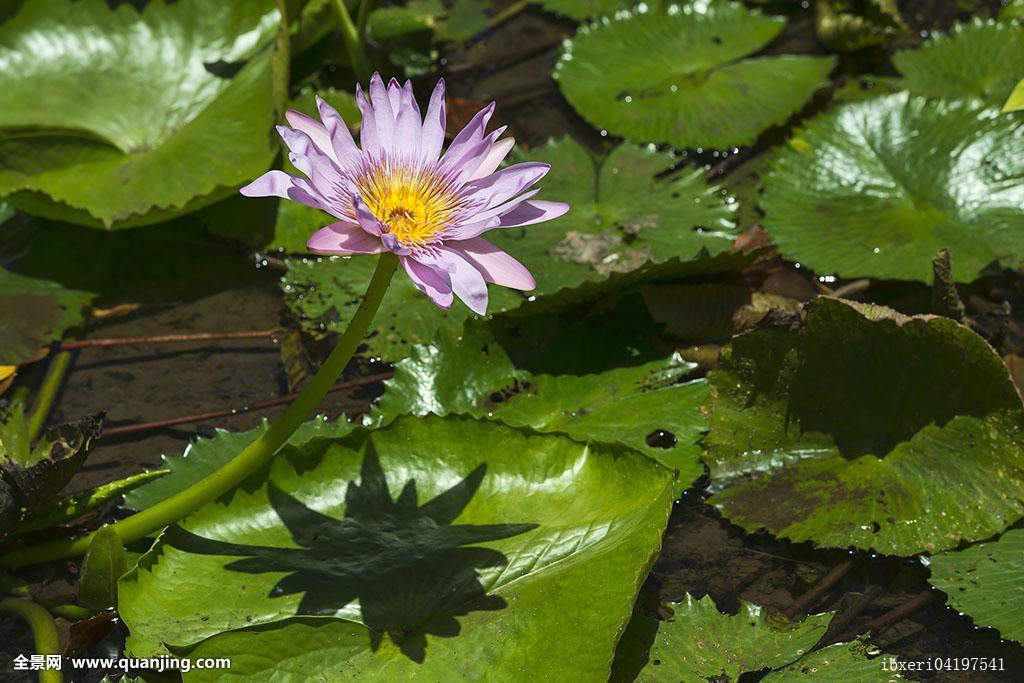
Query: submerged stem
[
  {"left": 330, "top": 0, "right": 371, "bottom": 82},
  {"left": 0, "top": 598, "right": 63, "bottom": 683},
  {"left": 28, "top": 350, "right": 73, "bottom": 442},
  {"left": 3, "top": 254, "right": 399, "bottom": 569}
]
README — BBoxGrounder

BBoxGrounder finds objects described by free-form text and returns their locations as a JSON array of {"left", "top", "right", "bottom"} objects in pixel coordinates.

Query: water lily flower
[{"left": 241, "top": 74, "right": 569, "bottom": 314}]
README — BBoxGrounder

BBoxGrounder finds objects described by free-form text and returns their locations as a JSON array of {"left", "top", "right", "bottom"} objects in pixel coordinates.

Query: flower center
[{"left": 357, "top": 163, "right": 460, "bottom": 247}]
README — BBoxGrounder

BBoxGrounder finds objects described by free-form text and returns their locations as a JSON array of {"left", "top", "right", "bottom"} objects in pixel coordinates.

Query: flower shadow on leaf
[{"left": 164, "top": 442, "right": 536, "bottom": 663}]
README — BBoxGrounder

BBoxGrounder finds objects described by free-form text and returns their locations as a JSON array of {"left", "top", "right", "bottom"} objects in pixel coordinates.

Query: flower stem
[
  {"left": 28, "top": 350, "right": 73, "bottom": 442},
  {"left": 0, "top": 598, "right": 62, "bottom": 683},
  {"left": 330, "top": 0, "right": 371, "bottom": 82},
  {"left": 2, "top": 254, "right": 399, "bottom": 569}
]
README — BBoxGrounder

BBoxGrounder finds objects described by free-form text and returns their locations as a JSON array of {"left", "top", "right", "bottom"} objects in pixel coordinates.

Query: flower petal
[
  {"left": 355, "top": 84, "right": 380, "bottom": 158},
  {"left": 240, "top": 170, "right": 295, "bottom": 199},
  {"left": 315, "top": 95, "right": 361, "bottom": 168},
  {"left": 441, "top": 102, "right": 495, "bottom": 174},
  {"left": 285, "top": 110, "right": 338, "bottom": 163},
  {"left": 368, "top": 73, "right": 396, "bottom": 154},
  {"left": 353, "top": 194, "right": 384, "bottom": 236},
  {"left": 443, "top": 249, "right": 490, "bottom": 315},
  {"left": 402, "top": 256, "right": 454, "bottom": 308},
  {"left": 467, "top": 136, "right": 515, "bottom": 182},
  {"left": 308, "top": 222, "right": 385, "bottom": 254},
  {"left": 451, "top": 236, "right": 535, "bottom": 291},
  {"left": 459, "top": 162, "right": 551, "bottom": 210},
  {"left": 421, "top": 79, "right": 446, "bottom": 162},
  {"left": 393, "top": 80, "right": 422, "bottom": 158}
]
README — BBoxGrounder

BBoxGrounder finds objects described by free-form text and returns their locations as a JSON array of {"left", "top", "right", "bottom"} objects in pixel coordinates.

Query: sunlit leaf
[
  {"left": 554, "top": 2, "right": 835, "bottom": 149},
  {"left": 893, "top": 19, "right": 1024, "bottom": 108},
  {"left": 706, "top": 297, "right": 1024, "bottom": 555},
  {"left": 611, "top": 594, "right": 832, "bottom": 682},
  {"left": 762, "top": 93, "right": 1024, "bottom": 282},
  {"left": 1004, "top": 78, "right": 1024, "bottom": 112},
  {"left": 764, "top": 640, "right": 902, "bottom": 681},
  {"left": 536, "top": 0, "right": 631, "bottom": 20},
  {"left": 928, "top": 528, "right": 1024, "bottom": 644},
  {"left": 79, "top": 526, "right": 128, "bottom": 610},
  {"left": 119, "top": 416, "right": 674, "bottom": 682},
  {"left": 0, "top": 0, "right": 287, "bottom": 228},
  {"left": 368, "top": 323, "right": 708, "bottom": 483}
]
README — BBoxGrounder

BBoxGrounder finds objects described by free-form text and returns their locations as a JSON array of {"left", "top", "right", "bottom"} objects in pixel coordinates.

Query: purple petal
[
  {"left": 355, "top": 84, "right": 380, "bottom": 157},
  {"left": 354, "top": 195, "right": 384, "bottom": 236},
  {"left": 402, "top": 256, "right": 454, "bottom": 308},
  {"left": 380, "top": 232, "right": 412, "bottom": 256},
  {"left": 315, "top": 95, "right": 361, "bottom": 168},
  {"left": 467, "top": 137, "right": 515, "bottom": 182},
  {"left": 240, "top": 170, "right": 295, "bottom": 198},
  {"left": 308, "top": 222, "right": 385, "bottom": 254},
  {"left": 451, "top": 237, "right": 535, "bottom": 291},
  {"left": 393, "top": 81, "right": 422, "bottom": 158},
  {"left": 441, "top": 102, "right": 495, "bottom": 174},
  {"left": 368, "top": 73, "right": 396, "bottom": 155},
  {"left": 421, "top": 79, "right": 446, "bottom": 162},
  {"left": 459, "top": 162, "right": 550, "bottom": 210},
  {"left": 442, "top": 249, "right": 489, "bottom": 315},
  {"left": 285, "top": 110, "right": 338, "bottom": 163}
]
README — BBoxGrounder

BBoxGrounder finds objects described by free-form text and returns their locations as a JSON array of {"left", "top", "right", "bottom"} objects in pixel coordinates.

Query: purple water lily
[{"left": 241, "top": 73, "right": 569, "bottom": 314}]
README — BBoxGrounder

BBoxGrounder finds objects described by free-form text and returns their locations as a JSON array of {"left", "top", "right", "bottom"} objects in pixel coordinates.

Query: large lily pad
[
  {"left": 119, "top": 416, "right": 674, "bottom": 681},
  {"left": 0, "top": 267, "right": 93, "bottom": 365},
  {"left": 893, "top": 19, "right": 1024, "bottom": 109},
  {"left": 611, "top": 594, "right": 832, "bottom": 682},
  {"left": 705, "top": 297, "right": 1024, "bottom": 555},
  {"left": 762, "top": 93, "right": 1024, "bottom": 282},
  {"left": 765, "top": 640, "right": 902, "bottom": 681},
  {"left": 554, "top": 2, "right": 835, "bottom": 149},
  {"left": 0, "top": 0, "right": 286, "bottom": 228},
  {"left": 536, "top": 0, "right": 631, "bottom": 20},
  {"left": 368, "top": 324, "right": 708, "bottom": 483},
  {"left": 927, "top": 528, "right": 1024, "bottom": 644}
]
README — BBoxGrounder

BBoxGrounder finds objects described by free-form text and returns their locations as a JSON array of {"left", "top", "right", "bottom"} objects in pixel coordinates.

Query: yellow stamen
[{"left": 357, "top": 163, "right": 460, "bottom": 247}]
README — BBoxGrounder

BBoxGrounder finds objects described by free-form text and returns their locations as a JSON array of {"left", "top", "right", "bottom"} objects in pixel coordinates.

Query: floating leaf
[
  {"left": 816, "top": 0, "right": 907, "bottom": 52},
  {"left": 928, "top": 528, "right": 1024, "bottom": 644},
  {"left": 705, "top": 297, "right": 1024, "bottom": 555},
  {"left": 762, "top": 93, "right": 1024, "bottom": 282},
  {"left": 0, "top": 0, "right": 286, "bottom": 228},
  {"left": 1005, "top": 78, "right": 1024, "bottom": 112},
  {"left": 764, "top": 640, "right": 902, "bottom": 681},
  {"left": 123, "top": 417, "right": 354, "bottom": 512},
  {"left": 368, "top": 324, "right": 708, "bottom": 483},
  {"left": 554, "top": 2, "right": 835, "bottom": 149},
  {"left": 119, "top": 416, "right": 674, "bottom": 682},
  {"left": 893, "top": 19, "right": 1024, "bottom": 108},
  {"left": 0, "top": 267, "right": 93, "bottom": 365},
  {"left": 611, "top": 594, "right": 832, "bottom": 682},
  {"left": 497, "top": 137, "right": 736, "bottom": 294}
]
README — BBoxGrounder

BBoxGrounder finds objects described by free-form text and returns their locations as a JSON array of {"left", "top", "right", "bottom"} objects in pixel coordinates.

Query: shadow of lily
[{"left": 166, "top": 442, "right": 536, "bottom": 662}]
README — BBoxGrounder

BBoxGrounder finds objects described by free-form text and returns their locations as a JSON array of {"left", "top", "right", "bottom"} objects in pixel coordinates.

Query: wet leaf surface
[
  {"left": 706, "top": 297, "right": 1024, "bottom": 555},
  {"left": 554, "top": 2, "right": 835, "bottom": 149},
  {"left": 0, "top": 268, "right": 93, "bottom": 365},
  {"left": 119, "top": 416, "right": 674, "bottom": 680}
]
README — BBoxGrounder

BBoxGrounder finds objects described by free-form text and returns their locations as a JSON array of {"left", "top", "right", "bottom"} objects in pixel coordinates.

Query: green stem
[
  {"left": 0, "top": 598, "right": 63, "bottom": 683},
  {"left": 2, "top": 254, "right": 399, "bottom": 569},
  {"left": 330, "top": 0, "right": 371, "bottom": 82},
  {"left": 48, "top": 604, "right": 95, "bottom": 621},
  {"left": 355, "top": 0, "right": 375, "bottom": 43},
  {"left": 28, "top": 351, "right": 73, "bottom": 442}
]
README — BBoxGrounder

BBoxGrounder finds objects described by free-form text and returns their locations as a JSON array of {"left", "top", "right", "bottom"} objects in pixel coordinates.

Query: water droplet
[
  {"left": 624, "top": 95, "right": 633, "bottom": 104},
  {"left": 873, "top": 247, "right": 881, "bottom": 254},
  {"left": 600, "top": 129, "right": 608, "bottom": 137}
]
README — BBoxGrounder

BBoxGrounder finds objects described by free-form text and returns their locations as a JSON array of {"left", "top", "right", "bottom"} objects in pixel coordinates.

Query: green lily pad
[
  {"left": 927, "top": 528, "right": 1024, "bottom": 644},
  {"left": 705, "top": 297, "right": 1024, "bottom": 555},
  {"left": 119, "top": 415, "right": 674, "bottom": 682},
  {"left": 496, "top": 137, "right": 736, "bottom": 294},
  {"left": 123, "top": 417, "right": 355, "bottom": 512},
  {"left": 368, "top": 323, "right": 708, "bottom": 483},
  {"left": 554, "top": 2, "right": 835, "bottom": 149},
  {"left": 0, "top": 267, "right": 93, "bottom": 365},
  {"left": 762, "top": 93, "right": 1024, "bottom": 283},
  {"left": 611, "top": 594, "right": 832, "bottom": 682},
  {"left": 764, "top": 640, "right": 902, "bottom": 681},
  {"left": 0, "top": 0, "right": 286, "bottom": 228},
  {"left": 893, "top": 19, "right": 1024, "bottom": 109}
]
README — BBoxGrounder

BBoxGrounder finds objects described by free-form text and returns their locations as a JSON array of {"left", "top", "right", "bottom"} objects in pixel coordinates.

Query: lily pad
[
  {"left": 368, "top": 324, "right": 708, "bottom": 483},
  {"left": 0, "top": 0, "right": 286, "bottom": 228},
  {"left": 765, "top": 640, "right": 902, "bottom": 681},
  {"left": 927, "top": 528, "right": 1024, "bottom": 644},
  {"left": 119, "top": 415, "right": 675, "bottom": 682},
  {"left": 705, "top": 297, "right": 1024, "bottom": 555},
  {"left": 893, "top": 19, "right": 1024, "bottom": 109},
  {"left": 611, "top": 594, "right": 832, "bottom": 682},
  {"left": 762, "top": 93, "right": 1024, "bottom": 282},
  {"left": 495, "top": 137, "right": 737, "bottom": 295},
  {"left": 536, "top": 0, "right": 631, "bottom": 20},
  {"left": 123, "top": 417, "right": 355, "bottom": 512},
  {"left": 0, "top": 267, "right": 93, "bottom": 365},
  {"left": 554, "top": 2, "right": 835, "bottom": 149}
]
